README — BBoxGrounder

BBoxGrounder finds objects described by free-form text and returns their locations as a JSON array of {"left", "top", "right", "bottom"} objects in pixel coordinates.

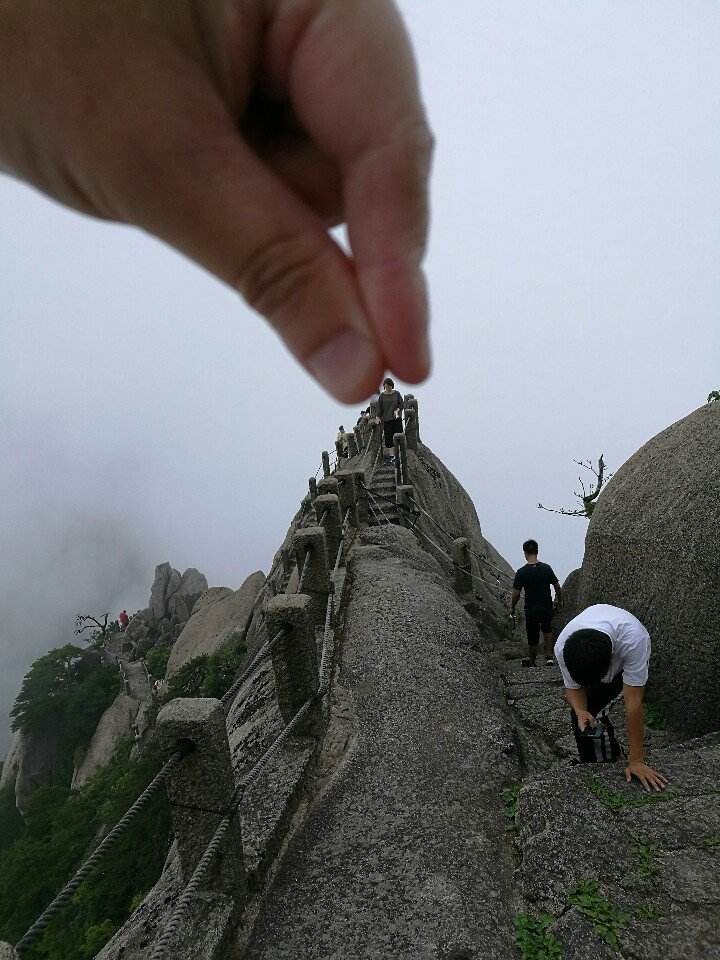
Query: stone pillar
[
  {"left": 396, "top": 484, "right": 415, "bottom": 529},
  {"left": 318, "top": 476, "right": 339, "bottom": 497},
  {"left": 0, "top": 944, "right": 19, "bottom": 959},
  {"left": 404, "top": 395, "right": 419, "bottom": 450},
  {"left": 265, "top": 595, "right": 319, "bottom": 733},
  {"left": 452, "top": 538, "right": 473, "bottom": 596},
  {"left": 394, "top": 433, "right": 409, "bottom": 485},
  {"left": 156, "top": 698, "right": 247, "bottom": 897},
  {"left": 354, "top": 426, "right": 363, "bottom": 453},
  {"left": 336, "top": 470, "right": 359, "bottom": 528},
  {"left": 314, "top": 494, "right": 343, "bottom": 568},
  {"left": 308, "top": 477, "right": 318, "bottom": 500},
  {"left": 346, "top": 433, "right": 359, "bottom": 458},
  {"left": 348, "top": 467, "right": 369, "bottom": 526},
  {"left": 293, "top": 526, "right": 331, "bottom": 625},
  {"left": 369, "top": 401, "right": 378, "bottom": 419},
  {"left": 322, "top": 451, "right": 331, "bottom": 478},
  {"left": 335, "top": 439, "right": 344, "bottom": 461}
]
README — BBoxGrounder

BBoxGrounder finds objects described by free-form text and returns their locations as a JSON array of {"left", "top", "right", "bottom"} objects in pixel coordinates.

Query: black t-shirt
[{"left": 513, "top": 562, "right": 559, "bottom": 613}]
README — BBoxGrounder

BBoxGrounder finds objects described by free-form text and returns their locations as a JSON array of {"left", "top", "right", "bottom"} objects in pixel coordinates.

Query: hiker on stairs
[{"left": 376, "top": 377, "right": 404, "bottom": 463}]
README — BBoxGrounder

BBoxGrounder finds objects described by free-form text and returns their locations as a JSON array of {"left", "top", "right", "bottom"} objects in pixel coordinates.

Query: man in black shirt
[{"left": 511, "top": 539, "right": 562, "bottom": 667}]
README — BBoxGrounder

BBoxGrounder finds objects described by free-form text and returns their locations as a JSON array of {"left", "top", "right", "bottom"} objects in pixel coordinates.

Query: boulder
[
  {"left": 165, "top": 573, "right": 265, "bottom": 679},
  {"left": 192, "top": 587, "right": 233, "bottom": 616},
  {"left": 174, "top": 568, "right": 209, "bottom": 615},
  {"left": 555, "top": 567, "right": 582, "bottom": 635},
  {"left": 125, "top": 612, "right": 150, "bottom": 643},
  {"left": 71, "top": 693, "right": 141, "bottom": 789},
  {"left": 578, "top": 402, "right": 720, "bottom": 738}
]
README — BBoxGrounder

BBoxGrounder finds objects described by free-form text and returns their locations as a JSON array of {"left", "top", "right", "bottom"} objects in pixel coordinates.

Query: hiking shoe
[{"left": 545, "top": 657, "right": 554, "bottom": 666}]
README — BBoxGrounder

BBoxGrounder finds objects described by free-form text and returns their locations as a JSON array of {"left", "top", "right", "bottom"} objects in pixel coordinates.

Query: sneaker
[{"left": 545, "top": 657, "right": 554, "bottom": 666}]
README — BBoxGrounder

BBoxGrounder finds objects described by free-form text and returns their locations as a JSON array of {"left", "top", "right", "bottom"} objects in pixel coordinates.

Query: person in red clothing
[{"left": 119, "top": 610, "right": 129, "bottom": 632}]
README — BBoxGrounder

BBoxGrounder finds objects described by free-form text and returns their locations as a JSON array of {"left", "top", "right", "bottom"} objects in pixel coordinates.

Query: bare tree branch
[{"left": 538, "top": 454, "right": 613, "bottom": 520}]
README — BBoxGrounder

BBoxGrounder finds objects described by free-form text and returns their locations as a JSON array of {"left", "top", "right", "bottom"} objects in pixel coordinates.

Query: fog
[{"left": 2, "top": 1, "right": 719, "bottom": 754}]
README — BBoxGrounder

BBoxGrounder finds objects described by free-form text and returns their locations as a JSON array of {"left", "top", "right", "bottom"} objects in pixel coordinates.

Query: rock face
[
  {"left": 578, "top": 402, "right": 720, "bottom": 738},
  {"left": 71, "top": 693, "right": 141, "bottom": 789},
  {"left": 0, "top": 731, "right": 22, "bottom": 791},
  {"left": 14, "top": 727, "right": 60, "bottom": 812},
  {"left": 165, "top": 572, "right": 265, "bottom": 678}
]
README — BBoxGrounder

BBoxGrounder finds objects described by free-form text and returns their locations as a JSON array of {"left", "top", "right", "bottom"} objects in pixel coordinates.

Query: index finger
[{"left": 274, "top": 0, "right": 434, "bottom": 384}]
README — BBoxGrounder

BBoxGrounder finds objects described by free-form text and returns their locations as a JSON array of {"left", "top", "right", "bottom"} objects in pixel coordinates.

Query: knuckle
[{"left": 234, "top": 232, "right": 325, "bottom": 328}]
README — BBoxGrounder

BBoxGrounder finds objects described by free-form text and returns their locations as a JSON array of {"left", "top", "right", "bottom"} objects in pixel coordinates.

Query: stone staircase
[{"left": 367, "top": 462, "right": 401, "bottom": 526}]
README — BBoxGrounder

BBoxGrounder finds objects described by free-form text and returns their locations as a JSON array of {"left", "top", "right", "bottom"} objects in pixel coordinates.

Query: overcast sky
[{"left": 2, "top": 1, "right": 719, "bottom": 755}]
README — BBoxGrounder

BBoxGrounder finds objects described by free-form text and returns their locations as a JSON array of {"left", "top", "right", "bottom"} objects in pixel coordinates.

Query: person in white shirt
[{"left": 555, "top": 604, "right": 668, "bottom": 792}]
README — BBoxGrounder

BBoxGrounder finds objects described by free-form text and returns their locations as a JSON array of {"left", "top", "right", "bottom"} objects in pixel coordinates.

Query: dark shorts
[
  {"left": 383, "top": 418, "right": 403, "bottom": 449},
  {"left": 525, "top": 608, "right": 554, "bottom": 645}
]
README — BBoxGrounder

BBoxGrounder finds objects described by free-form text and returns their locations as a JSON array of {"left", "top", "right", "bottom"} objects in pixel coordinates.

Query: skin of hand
[
  {"left": 564, "top": 687, "right": 593, "bottom": 729},
  {"left": 623, "top": 684, "right": 668, "bottom": 792},
  {"left": 0, "top": 0, "right": 433, "bottom": 403}
]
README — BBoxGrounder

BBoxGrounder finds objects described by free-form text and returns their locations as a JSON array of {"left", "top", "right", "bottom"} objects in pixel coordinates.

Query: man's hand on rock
[
  {"left": 0, "top": 0, "right": 433, "bottom": 402},
  {"left": 624, "top": 761, "right": 669, "bottom": 792}
]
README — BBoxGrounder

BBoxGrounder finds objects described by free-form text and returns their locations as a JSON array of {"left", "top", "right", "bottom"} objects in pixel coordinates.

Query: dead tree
[
  {"left": 74, "top": 613, "right": 112, "bottom": 646},
  {"left": 538, "top": 455, "right": 611, "bottom": 519}
]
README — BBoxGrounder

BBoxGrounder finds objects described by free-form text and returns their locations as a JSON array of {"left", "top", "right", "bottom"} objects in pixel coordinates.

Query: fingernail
[{"left": 307, "top": 330, "right": 381, "bottom": 402}]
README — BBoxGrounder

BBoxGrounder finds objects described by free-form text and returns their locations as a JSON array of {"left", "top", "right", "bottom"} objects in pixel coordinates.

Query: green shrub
[
  {"left": 164, "top": 634, "right": 247, "bottom": 702},
  {"left": 145, "top": 644, "right": 171, "bottom": 680},
  {"left": 514, "top": 913, "right": 563, "bottom": 960},
  {"left": 0, "top": 738, "right": 170, "bottom": 959},
  {"left": 567, "top": 879, "right": 628, "bottom": 951}
]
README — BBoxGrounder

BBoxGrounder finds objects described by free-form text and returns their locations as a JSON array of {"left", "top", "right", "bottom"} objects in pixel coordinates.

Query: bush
[
  {"left": 165, "top": 634, "right": 247, "bottom": 702},
  {"left": 0, "top": 738, "right": 171, "bottom": 959},
  {"left": 145, "top": 644, "right": 171, "bottom": 680}
]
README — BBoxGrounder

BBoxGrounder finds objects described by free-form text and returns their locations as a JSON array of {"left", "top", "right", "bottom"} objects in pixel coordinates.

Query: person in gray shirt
[{"left": 376, "top": 378, "right": 404, "bottom": 462}]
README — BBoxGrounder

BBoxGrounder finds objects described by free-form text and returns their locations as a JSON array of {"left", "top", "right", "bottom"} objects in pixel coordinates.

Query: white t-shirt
[{"left": 554, "top": 604, "right": 651, "bottom": 690}]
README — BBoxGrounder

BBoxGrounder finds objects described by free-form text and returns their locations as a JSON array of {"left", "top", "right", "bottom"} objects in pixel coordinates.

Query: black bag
[{"left": 577, "top": 716, "right": 621, "bottom": 763}]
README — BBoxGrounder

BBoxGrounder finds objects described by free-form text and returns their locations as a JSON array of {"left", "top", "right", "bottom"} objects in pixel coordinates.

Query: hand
[
  {"left": 624, "top": 761, "right": 669, "bottom": 792},
  {"left": 575, "top": 710, "right": 596, "bottom": 732},
  {"left": 0, "top": 0, "right": 433, "bottom": 403}
]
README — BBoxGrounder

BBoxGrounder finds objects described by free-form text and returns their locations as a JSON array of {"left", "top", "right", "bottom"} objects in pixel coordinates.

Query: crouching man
[{"left": 555, "top": 603, "right": 668, "bottom": 792}]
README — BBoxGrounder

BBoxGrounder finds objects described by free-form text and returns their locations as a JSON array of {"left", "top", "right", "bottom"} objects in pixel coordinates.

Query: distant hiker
[
  {"left": 376, "top": 377, "right": 404, "bottom": 462},
  {"left": 511, "top": 539, "right": 562, "bottom": 667},
  {"left": 555, "top": 603, "right": 668, "bottom": 792},
  {"left": 336, "top": 425, "right": 348, "bottom": 455},
  {"left": 119, "top": 610, "right": 129, "bottom": 631}
]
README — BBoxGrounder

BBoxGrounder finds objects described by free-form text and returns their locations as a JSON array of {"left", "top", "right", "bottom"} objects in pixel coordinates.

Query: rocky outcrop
[
  {"left": 577, "top": 402, "right": 720, "bottom": 738},
  {"left": 71, "top": 693, "right": 141, "bottom": 789},
  {"left": 14, "top": 727, "right": 60, "bottom": 813},
  {"left": 555, "top": 566, "right": 582, "bottom": 635},
  {"left": 125, "top": 564, "right": 209, "bottom": 651},
  {"left": 165, "top": 572, "right": 265, "bottom": 679},
  {"left": 0, "top": 730, "right": 22, "bottom": 791}
]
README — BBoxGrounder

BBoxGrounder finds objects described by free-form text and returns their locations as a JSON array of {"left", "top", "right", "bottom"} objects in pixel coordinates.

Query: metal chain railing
[{"left": 15, "top": 744, "right": 193, "bottom": 955}]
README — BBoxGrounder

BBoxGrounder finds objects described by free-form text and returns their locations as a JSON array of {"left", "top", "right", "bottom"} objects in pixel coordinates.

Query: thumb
[{"left": 129, "top": 111, "right": 383, "bottom": 403}]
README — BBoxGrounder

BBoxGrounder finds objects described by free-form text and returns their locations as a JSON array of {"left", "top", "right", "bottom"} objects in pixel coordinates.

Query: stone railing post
[
  {"left": 308, "top": 477, "right": 318, "bottom": 500},
  {"left": 313, "top": 494, "right": 342, "bottom": 567},
  {"left": 404, "top": 395, "right": 419, "bottom": 450},
  {"left": 346, "top": 433, "right": 359, "bottom": 458},
  {"left": 354, "top": 426, "right": 363, "bottom": 453},
  {"left": 396, "top": 484, "right": 415, "bottom": 528},
  {"left": 322, "top": 451, "right": 331, "bottom": 478},
  {"left": 293, "top": 527, "right": 331, "bottom": 625},
  {"left": 318, "top": 476, "right": 339, "bottom": 497},
  {"left": 393, "top": 433, "right": 409, "bottom": 485},
  {"left": 335, "top": 439, "right": 344, "bottom": 462},
  {"left": 156, "top": 698, "right": 247, "bottom": 897},
  {"left": 335, "top": 470, "right": 359, "bottom": 528},
  {"left": 348, "top": 467, "right": 369, "bottom": 526},
  {"left": 265, "top": 595, "right": 319, "bottom": 734},
  {"left": 0, "top": 943, "right": 19, "bottom": 959},
  {"left": 452, "top": 538, "right": 473, "bottom": 596}
]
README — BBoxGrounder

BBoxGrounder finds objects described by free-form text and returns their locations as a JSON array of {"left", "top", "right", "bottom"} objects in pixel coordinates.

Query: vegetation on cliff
[{"left": 0, "top": 737, "right": 170, "bottom": 958}]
